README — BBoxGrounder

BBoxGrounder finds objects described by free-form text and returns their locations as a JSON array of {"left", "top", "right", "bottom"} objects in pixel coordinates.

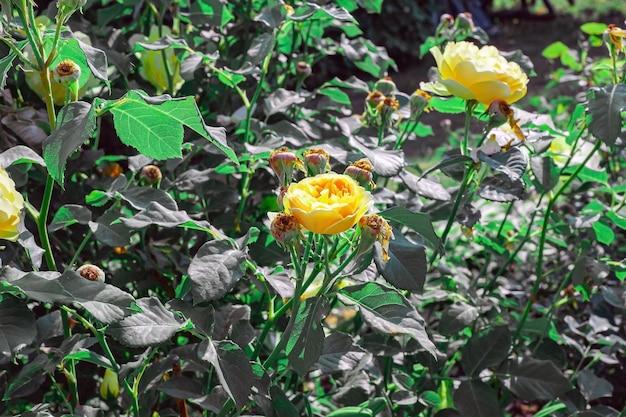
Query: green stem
[
  {"left": 15, "top": 2, "right": 44, "bottom": 68},
  {"left": 67, "top": 229, "right": 94, "bottom": 269},
  {"left": 512, "top": 139, "right": 601, "bottom": 346}
]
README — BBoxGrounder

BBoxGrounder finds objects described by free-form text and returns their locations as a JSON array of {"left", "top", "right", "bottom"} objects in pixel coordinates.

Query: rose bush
[
  {"left": 422, "top": 41, "right": 529, "bottom": 105},
  {"left": 0, "top": 167, "right": 24, "bottom": 242},
  {"left": 282, "top": 173, "right": 372, "bottom": 235}
]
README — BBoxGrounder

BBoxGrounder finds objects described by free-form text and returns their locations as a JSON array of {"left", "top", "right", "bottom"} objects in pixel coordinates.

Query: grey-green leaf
[
  {"left": 0, "top": 297, "right": 37, "bottom": 360},
  {"left": 42, "top": 101, "right": 96, "bottom": 187},
  {"left": 374, "top": 231, "right": 427, "bottom": 292},
  {"left": 107, "top": 297, "right": 187, "bottom": 346},
  {"left": 504, "top": 358, "right": 572, "bottom": 400},
  {"left": 338, "top": 282, "right": 436, "bottom": 356},
  {"left": 454, "top": 380, "right": 503, "bottom": 417},
  {"left": 587, "top": 84, "right": 626, "bottom": 145},
  {"left": 461, "top": 326, "right": 511, "bottom": 376},
  {"left": 285, "top": 296, "right": 330, "bottom": 374},
  {"left": 188, "top": 240, "right": 247, "bottom": 303}
]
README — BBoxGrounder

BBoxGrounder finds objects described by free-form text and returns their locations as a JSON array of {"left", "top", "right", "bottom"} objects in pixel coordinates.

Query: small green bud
[
  {"left": 302, "top": 148, "right": 330, "bottom": 176},
  {"left": 374, "top": 77, "right": 396, "bottom": 97}
]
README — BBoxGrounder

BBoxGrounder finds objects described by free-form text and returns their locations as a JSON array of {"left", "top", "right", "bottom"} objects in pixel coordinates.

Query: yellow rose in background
[
  {"left": 421, "top": 41, "right": 528, "bottom": 105},
  {"left": 0, "top": 167, "right": 24, "bottom": 242},
  {"left": 283, "top": 173, "right": 372, "bottom": 235},
  {"left": 130, "top": 26, "right": 185, "bottom": 95}
]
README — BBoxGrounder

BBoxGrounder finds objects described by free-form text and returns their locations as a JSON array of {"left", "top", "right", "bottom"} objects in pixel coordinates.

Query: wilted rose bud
[
  {"left": 374, "top": 77, "right": 396, "bottom": 97},
  {"left": 53, "top": 59, "right": 81, "bottom": 88},
  {"left": 141, "top": 164, "right": 162, "bottom": 184},
  {"left": 302, "top": 148, "right": 330, "bottom": 176},
  {"left": 269, "top": 148, "right": 300, "bottom": 185},
  {"left": 296, "top": 61, "right": 312, "bottom": 77},
  {"left": 604, "top": 24, "right": 626, "bottom": 55},
  {"left": 270, "top": 212, "right": 301, "bottom": 248},
  {"left": 77, "top": 264, "right": 105, "bottom": 282},
  {"left": 366, "top": 91, "right": 385, "bottom": 107},
  {"left": 486, "top": 100, "right": 510, "bottom": 128},
  {"left": 113, "top": 246, "right": 128, "bottom": 255},
  {"left": 410, "top": 89, "right": 431, "bottom": 119},
  {"left": 100, "top": 369, "right": 119, "bottom": 401},
  {"left": 454, "top": 12, "right": 474, "bottom": 32},
  {"left": 101, "top": 161, "right": 123, "bottom": 178},
  {"left": 437, "top": 13, "right": 454, "bottom": 33},
  {"left": 344, "top": 158, "right": 375, "bottom": 189},
  {"left": 356, "top": 214, "right": 394, "bottom": 262}
]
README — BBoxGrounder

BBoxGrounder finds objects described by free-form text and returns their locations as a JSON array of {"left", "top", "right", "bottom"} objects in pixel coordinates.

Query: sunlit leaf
[
  {"left": 478, "top": 174, "right": 525, "bottom": 202},
  {"left": 99, "top": 90, "right": 237, "bottom": 163},
  {"left": 478, "top": 147, "right": 527, "bottom": 182},
  {"left": 338, "top": 282, "right": 436, "bottom": 355}
]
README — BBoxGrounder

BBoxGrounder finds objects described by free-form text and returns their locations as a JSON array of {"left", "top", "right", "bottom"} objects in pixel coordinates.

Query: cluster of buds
[
  {"left": 56, "top": 0, "right": 87, "bottom": 23},
  {"left": 269, "top": 147, "right": 302, "bottom": 186},
  {"left": 362, "top": 77, "right": 401, "bottom": 128},
  {"left": 434, "top": 12, "right": 482, "bottom": 42}
]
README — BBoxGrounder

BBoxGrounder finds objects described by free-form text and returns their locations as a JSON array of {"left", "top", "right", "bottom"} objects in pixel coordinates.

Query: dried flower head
[
  {"left": 344, "top": 158, "right": 375, "bottom": 189},
  {"left": 77, "top": 264, "right": 105, "bottom": 283},
  {"left": 270, "top": 212, "right": 301, "bottom": 247},
  {"left": 357, "top": 214, "right": 394, "bottom": 262},
  {"left": 141, "top": 165, "right": 163, "bottom": 184},
  {"left": 53, "top": 59, "right": 81, "bottom": 88},
  {"left": 296, "top": 61, "right": 312, "bottom": 77}
]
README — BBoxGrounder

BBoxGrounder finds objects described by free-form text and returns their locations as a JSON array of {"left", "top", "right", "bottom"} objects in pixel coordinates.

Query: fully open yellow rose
[
  {"left": 283, "top": 173, "right": 372, "bottom": 235},
  {"left": 0, "top": 167, "right": 24, "bottom": 242},
  {"left": 422, "top": 41, "right": 528, "bottom": 105}
]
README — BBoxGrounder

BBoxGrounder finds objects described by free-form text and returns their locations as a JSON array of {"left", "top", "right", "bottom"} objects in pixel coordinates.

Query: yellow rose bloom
[
  {"left": 422, "top": 41, "right": 528, "bottom": 105},
  {"left": 283, "top": 173, "right": 372, "bottom": 235},
  {"left": 0, "top": 167, "right": 24, "bottom": 242}
]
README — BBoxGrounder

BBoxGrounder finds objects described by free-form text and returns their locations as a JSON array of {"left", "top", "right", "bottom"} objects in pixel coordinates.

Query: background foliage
[{"left": 0, "top": 1, "right": 626, "bottom": 417}]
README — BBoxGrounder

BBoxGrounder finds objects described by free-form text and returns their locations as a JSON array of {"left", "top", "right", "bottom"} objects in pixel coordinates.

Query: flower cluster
[
  {"left": 361, "top": 77, "right": 403, "bottom": 128},
  {"left": 268, "top": 148, "right": 392, "bottom": 260}
]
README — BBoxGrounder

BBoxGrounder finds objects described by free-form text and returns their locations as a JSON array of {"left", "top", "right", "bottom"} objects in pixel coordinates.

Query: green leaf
[
  {"left": 42, "top": 101, "right": 96, "bottom": 187},
  {"left": 270, "top": 385, "right": 300, "bottom": 417},
  {"left": 593, "top": 218, "right": 615, "bottom": 245},
  {"left": 49, "top": 204, "right": 92, "bottom": 232},
  {"left": 188, "top": 240, "right": 247, "bottom": 303},
  {"left": 504, "top": 358, "right": 572, "bottom": 400},
  {"left": 461, "top": 326, "right": 511, "bottom": 376},
  {"left": 338, "top": 282, "right": 436, "bottom": 355},
  {"left": 198, "top": 339, "right": 255, "bottom": 411},
  {"left": 319, "top": 86, "right": 352, "bottom": 106},
  {"left": 379, "top": 206, "right": 442, "bottom": 250},
  {"left": 454, "top": 381, "right": 502, "bottom": 417},
  {"left": 0, "top": 48, "right": 17, "bottom": 90},
  {"left": 350, "top": 138, "right": 404, "bottom": 177},
  {"left": 580, "top": 22, "right": 608, "bottom": 35},
  {"left": 587, "top": 84, "right": 626, "bottom": 146},
  {"left": 374, "top": 231, "right": 426, "bottom": 292},
  {"left": 247, "top": 33, "right": 274, "bottom": 67},
  {"left": 542, "top": 41, "right": 569, "bottom": 59},
  {"left": 438, "top": 302, "right": 479, "bottom": 335},
  {"left": 63, "top": 350, "right": 113, "bottom": 369},
  {"left": 577, "top": 369, "right": 613, "bottom": 402},
  {"left": 107, "top": 297, "right": 186, "bottom": 346},
  {"left": 0, "top": 297, "right": 36, "bottom": 360},
  {"left": 101, "top": 90, "right": 237, "bottom": 163},
  {"left": 121, "top": 201, "right": 216, "bottom": 233},
  {"left": 530, "top": 156, "right": 559, "bottom": 192},
  {"left": 285, "top": 296, "right": 330, "bottom": 374},
  {"left": 0, "top": 145, "right": 45, "bottom": 167},
  {"left": 562, "top": 164, "right": 608, "bottom": 185},
  {"left": 357, "top": 0, "right": 383, "bottom": 13},
  {"left": 89, "top": 209, "right": 130, "bottom": 247},
  {"left": 429, "top": 96, "right": 466, "bottom": 114}
]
